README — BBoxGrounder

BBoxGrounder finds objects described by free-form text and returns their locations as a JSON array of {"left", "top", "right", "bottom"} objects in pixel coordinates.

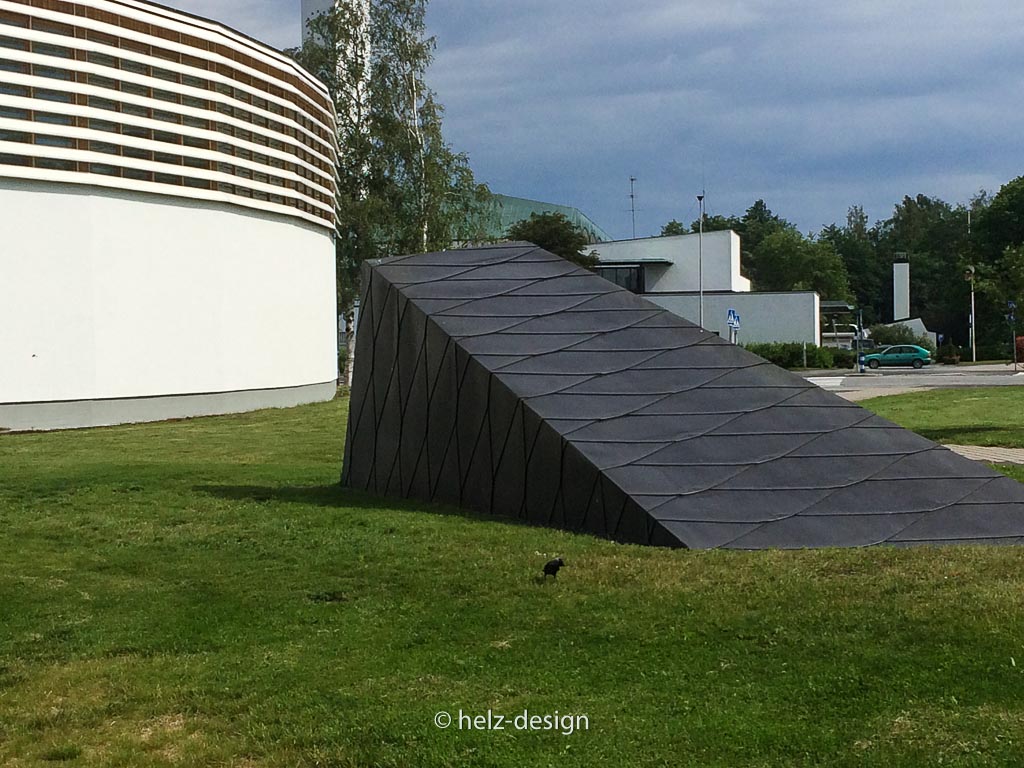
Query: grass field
[
  {"left": 3, "top": 391, "right": 1024, "bottom": 766},
  {"left": 862, "top": 387, "right": 1024, "bottom": 449}
]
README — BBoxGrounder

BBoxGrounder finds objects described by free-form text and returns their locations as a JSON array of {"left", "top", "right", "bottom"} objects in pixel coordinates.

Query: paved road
[{"left": 803, "top": 363, "right": 1024, "bottom": 401}]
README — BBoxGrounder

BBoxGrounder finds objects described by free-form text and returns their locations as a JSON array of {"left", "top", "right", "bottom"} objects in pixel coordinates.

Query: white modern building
[
  {"left": 589, "top": 231, "right": 820, "bottom": 344},
  {"left": 0, "top": 0, "right": 340, "bottom": 431}
]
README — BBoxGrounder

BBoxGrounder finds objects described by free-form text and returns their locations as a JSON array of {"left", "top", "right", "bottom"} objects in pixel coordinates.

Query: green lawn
[
  {"left": 3, "top": 393, "right": 1024, "bottom": 767},
  {"left": 862, "top": 387, "right": 1024, "bottom": 449}
]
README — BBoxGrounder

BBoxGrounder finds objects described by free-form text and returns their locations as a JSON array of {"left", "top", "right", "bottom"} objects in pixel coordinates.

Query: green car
[{"left": 863, "top": 344, "right": 933, "bottom": 369}]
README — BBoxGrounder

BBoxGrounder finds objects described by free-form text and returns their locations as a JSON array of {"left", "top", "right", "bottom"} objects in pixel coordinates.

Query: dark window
[
  {"left": 153, "top": 110, "right": 181, "bottom": 124},
  {"left": 123, "top": 167, "right": 153, "bottom": 181},
  {"left": 121, "top": 102, "right": 150, "bottom": 119},
  {"left": 0, "top": 129, "right": 30, "bottom": 142},
  {"left": 88, "top": 119, "right": 118, "bottom": 133},
  {"left": 0, "top": 82, "right": 29, "bottom": 97},
  {"left": 120, "top": 59, "right": 150, "bottom": 76},
  {"left": 86, "top": 95, "right": 118, "bottom": 110},
  {"left": 122, "top": 146, "right": 152, "bottom": 161},
  {"left": 120, "top": 39, "right": 150, "bottom": 57},
  {"left": 152, "top": 67, "right": 178, "bottom": 83},
  {"left": 87, "top": 51, "right": 118, "bottom": 69},
  {"left": 181, "top": 73, "right": 207, "bottom": 89},
  {"left": 35, "top": 157, "right": 76, "bottom": 171},
  {"left": 88, "top": 74, "right": 119, "bottom": 90},
  {"left": 153, "top": 89, "right": 180, "bottom": 104},
  {"left": 33, "top": 42, "right": 73, "bottom": 59},
  {"left": 154, "top": 172, "right": 182, "bottom": 185},
  {"left": 122, "top": 125, "right": 152, "bottom": 140},
  {"left": 89, "top": 141, "right": 120, "bottom": 155},
  {"left": 183, "top": 135, "right": 209, "bottom": 149},
  {"left": 0, "top": 104, "right": 28, "bottom": 119},
  {"left": 0, "top": 11, "right": 29, "bottom": 29},
  {"left": 36, "top": 112, "right": 74, "bottom": 125},
  {"left": 0, "top": 36, "right": 30, "bottom": 51},
  {"left": 184, "top": 176, "right": 210, "bottom": 189},
  {"left": 86, "top": 30, "right": 119, "bottom": 47},
  {"left": 0, "top": 59, "right": 28, "bottom": 74},
  {"left": 89, "top": 163, "right": 121, "bottom": 176},
  {"left": 595, "top": 266, "right": 645, "bottom": 294},
  {"left": 34, "top": 134, "right": 75, "bottom": 148},
  {"left": 120, "top": 81, "right": 150, "bottom": 97},
  {"left": 0, "top": 152, "right": 32, "bottom": 166},
  {"left": 34, "top": 64, "right": 73, "bottom": 81}
]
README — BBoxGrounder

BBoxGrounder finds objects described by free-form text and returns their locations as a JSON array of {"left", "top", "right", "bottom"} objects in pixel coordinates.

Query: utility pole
[
  {"left": 965, "top": 265, "right": 977, "bottom": 362},
  {"left": 629, "top": 176, "right": 637, "bottom": 239},
  {"left": 697, "top": 192, "right": 705, "bottom": 328}
]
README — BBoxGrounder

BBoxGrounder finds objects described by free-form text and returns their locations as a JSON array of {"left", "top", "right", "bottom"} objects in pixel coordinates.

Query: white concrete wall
[
  {"left": 587, "top": 230, "right": 750, "bottom": 293},
  {"left": 1, "top": 180, "right": 337, "bottom": 405},
  {"left": 893, "top": 262, "right": 910, "bottom": 321},
  {"left": 645, "top": 291, "right": 820, "bottom": 345}
]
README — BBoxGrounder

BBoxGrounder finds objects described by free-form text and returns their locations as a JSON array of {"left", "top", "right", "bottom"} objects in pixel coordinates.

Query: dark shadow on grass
[
  {"left": 195, "top": 483, "right": 543, "bottom": 532},
  {"left": 914, "top": 425, "right": 1019, "bottom": 443}
]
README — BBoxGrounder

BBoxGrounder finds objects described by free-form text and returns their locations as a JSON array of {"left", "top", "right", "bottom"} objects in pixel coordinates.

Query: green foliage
[
  {"left": 751, "top": 229, "right": 852, "bottom": 299},
  {"left": 506, "top": 212, "right": 597, "bottom": 268},
  {"left": 975, "top": 175, "right": 1024, "bottom": 258},
  {"left": 687, "top": 213, "right": 744, "bottom": 235},
  {"left": 293, "top": 1, "right": 493, "bottom": 310},
  {"left": 743, "top": 342, "right": 854, "bottom": 369},
  {"left": 820, "top": 206, "right": 886, "bottom": 325},
  {"left": 659, "top": 219, "right": 687, "bottom": 236},
  {"left": 868, "top": 323, "right": 936, "bottom": 352},
  {"left": 937, "top": 342, "right": 962, "bottom": 364}
]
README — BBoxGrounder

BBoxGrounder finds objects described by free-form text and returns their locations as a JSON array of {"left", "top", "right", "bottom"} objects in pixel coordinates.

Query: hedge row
[{"left": 743, "top": 342, "right": 857, "bottom": 370}]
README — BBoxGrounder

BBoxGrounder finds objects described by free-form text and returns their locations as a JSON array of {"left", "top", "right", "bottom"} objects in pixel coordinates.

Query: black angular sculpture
[{"left": 341, "top": 243, "right": 1024, "bottom": 549}]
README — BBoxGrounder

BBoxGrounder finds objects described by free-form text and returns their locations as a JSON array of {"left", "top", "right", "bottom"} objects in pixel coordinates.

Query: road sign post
[{"left": 726, "top": 309, "right": 740, "bottom": 344}]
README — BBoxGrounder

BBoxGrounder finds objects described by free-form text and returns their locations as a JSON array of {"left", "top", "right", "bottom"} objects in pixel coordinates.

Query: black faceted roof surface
[{"left": 355, "top": 242, "right": 1024, "bottom": 549}]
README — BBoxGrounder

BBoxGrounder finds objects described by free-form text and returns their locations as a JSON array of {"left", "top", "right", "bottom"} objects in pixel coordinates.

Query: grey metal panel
[{"left": 341, "top": 243, "right": 1024, "bottom": 549}]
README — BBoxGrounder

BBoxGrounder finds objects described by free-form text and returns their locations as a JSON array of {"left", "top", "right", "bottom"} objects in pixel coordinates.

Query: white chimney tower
[{"left": 893, "top": 256, "right": 910, "bottom": 322}]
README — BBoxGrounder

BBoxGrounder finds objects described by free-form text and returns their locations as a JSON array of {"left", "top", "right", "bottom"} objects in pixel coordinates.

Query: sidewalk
[{"left": 945, "top": 445, "right": 1024, "bottom": 465}]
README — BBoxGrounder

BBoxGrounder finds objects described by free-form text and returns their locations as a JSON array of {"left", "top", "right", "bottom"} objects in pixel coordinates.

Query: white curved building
[{"left": 0, "top": 0, "right": 339, "bottom": 430}]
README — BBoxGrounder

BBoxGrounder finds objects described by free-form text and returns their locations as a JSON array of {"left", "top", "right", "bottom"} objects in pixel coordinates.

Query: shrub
[
  {"left": 868, "top": 323, "right": 936, "bottom": 353},
  {"left": 743, "top": 342, "right": 851, "bottom": 369},
  {"left": 938, "top": 343, "right": 961, "bottom": 364}
]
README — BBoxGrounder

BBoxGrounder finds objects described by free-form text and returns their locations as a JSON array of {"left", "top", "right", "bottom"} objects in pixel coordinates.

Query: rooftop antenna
[{"left": 629, "top": 176, "right": 637, "bottom": 239}]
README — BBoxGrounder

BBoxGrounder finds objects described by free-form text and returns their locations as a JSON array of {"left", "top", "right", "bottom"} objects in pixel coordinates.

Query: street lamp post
[
  {"left": 697, "top": 193, "right": 704, "bottom": 328},
  {"left": 965, "top": 266, "right": 977, "bottom": 362},
  {"left": 1010, "top": 300, "right": 1019, "bottom": 372}
]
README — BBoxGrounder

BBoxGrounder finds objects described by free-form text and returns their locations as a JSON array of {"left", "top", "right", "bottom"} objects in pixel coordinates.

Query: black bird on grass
[{"left": 543, "top": 557, "right": 565, "bottom": 579}]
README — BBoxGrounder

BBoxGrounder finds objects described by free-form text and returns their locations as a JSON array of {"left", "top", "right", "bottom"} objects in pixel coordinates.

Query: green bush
[
  {"left": 743, "top": 342, "right": 852, "bottom": 369},
  {"left": 868, "top": 323, "right": 936, "bottom": 353},
  {"left": 938, "top": 342, "right": 962, "bottom": 364}
]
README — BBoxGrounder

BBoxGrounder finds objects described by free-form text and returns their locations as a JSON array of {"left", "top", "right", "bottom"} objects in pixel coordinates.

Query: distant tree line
[{"left": 661, "top": 176, "right": 1024, "bottom": 354}]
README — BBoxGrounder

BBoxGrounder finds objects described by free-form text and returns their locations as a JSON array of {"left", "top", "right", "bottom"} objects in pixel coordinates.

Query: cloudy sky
[{"left": 162, "top": 0, "right": 1024, "bottom": 239}]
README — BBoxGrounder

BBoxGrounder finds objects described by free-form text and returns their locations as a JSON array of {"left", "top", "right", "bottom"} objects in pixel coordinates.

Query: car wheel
[
  {"left": 868, "top": 359, "right": 879, "bottom": 369},
  {"left": 912, "top": 359, "right": 923, "bottom": 369}
]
